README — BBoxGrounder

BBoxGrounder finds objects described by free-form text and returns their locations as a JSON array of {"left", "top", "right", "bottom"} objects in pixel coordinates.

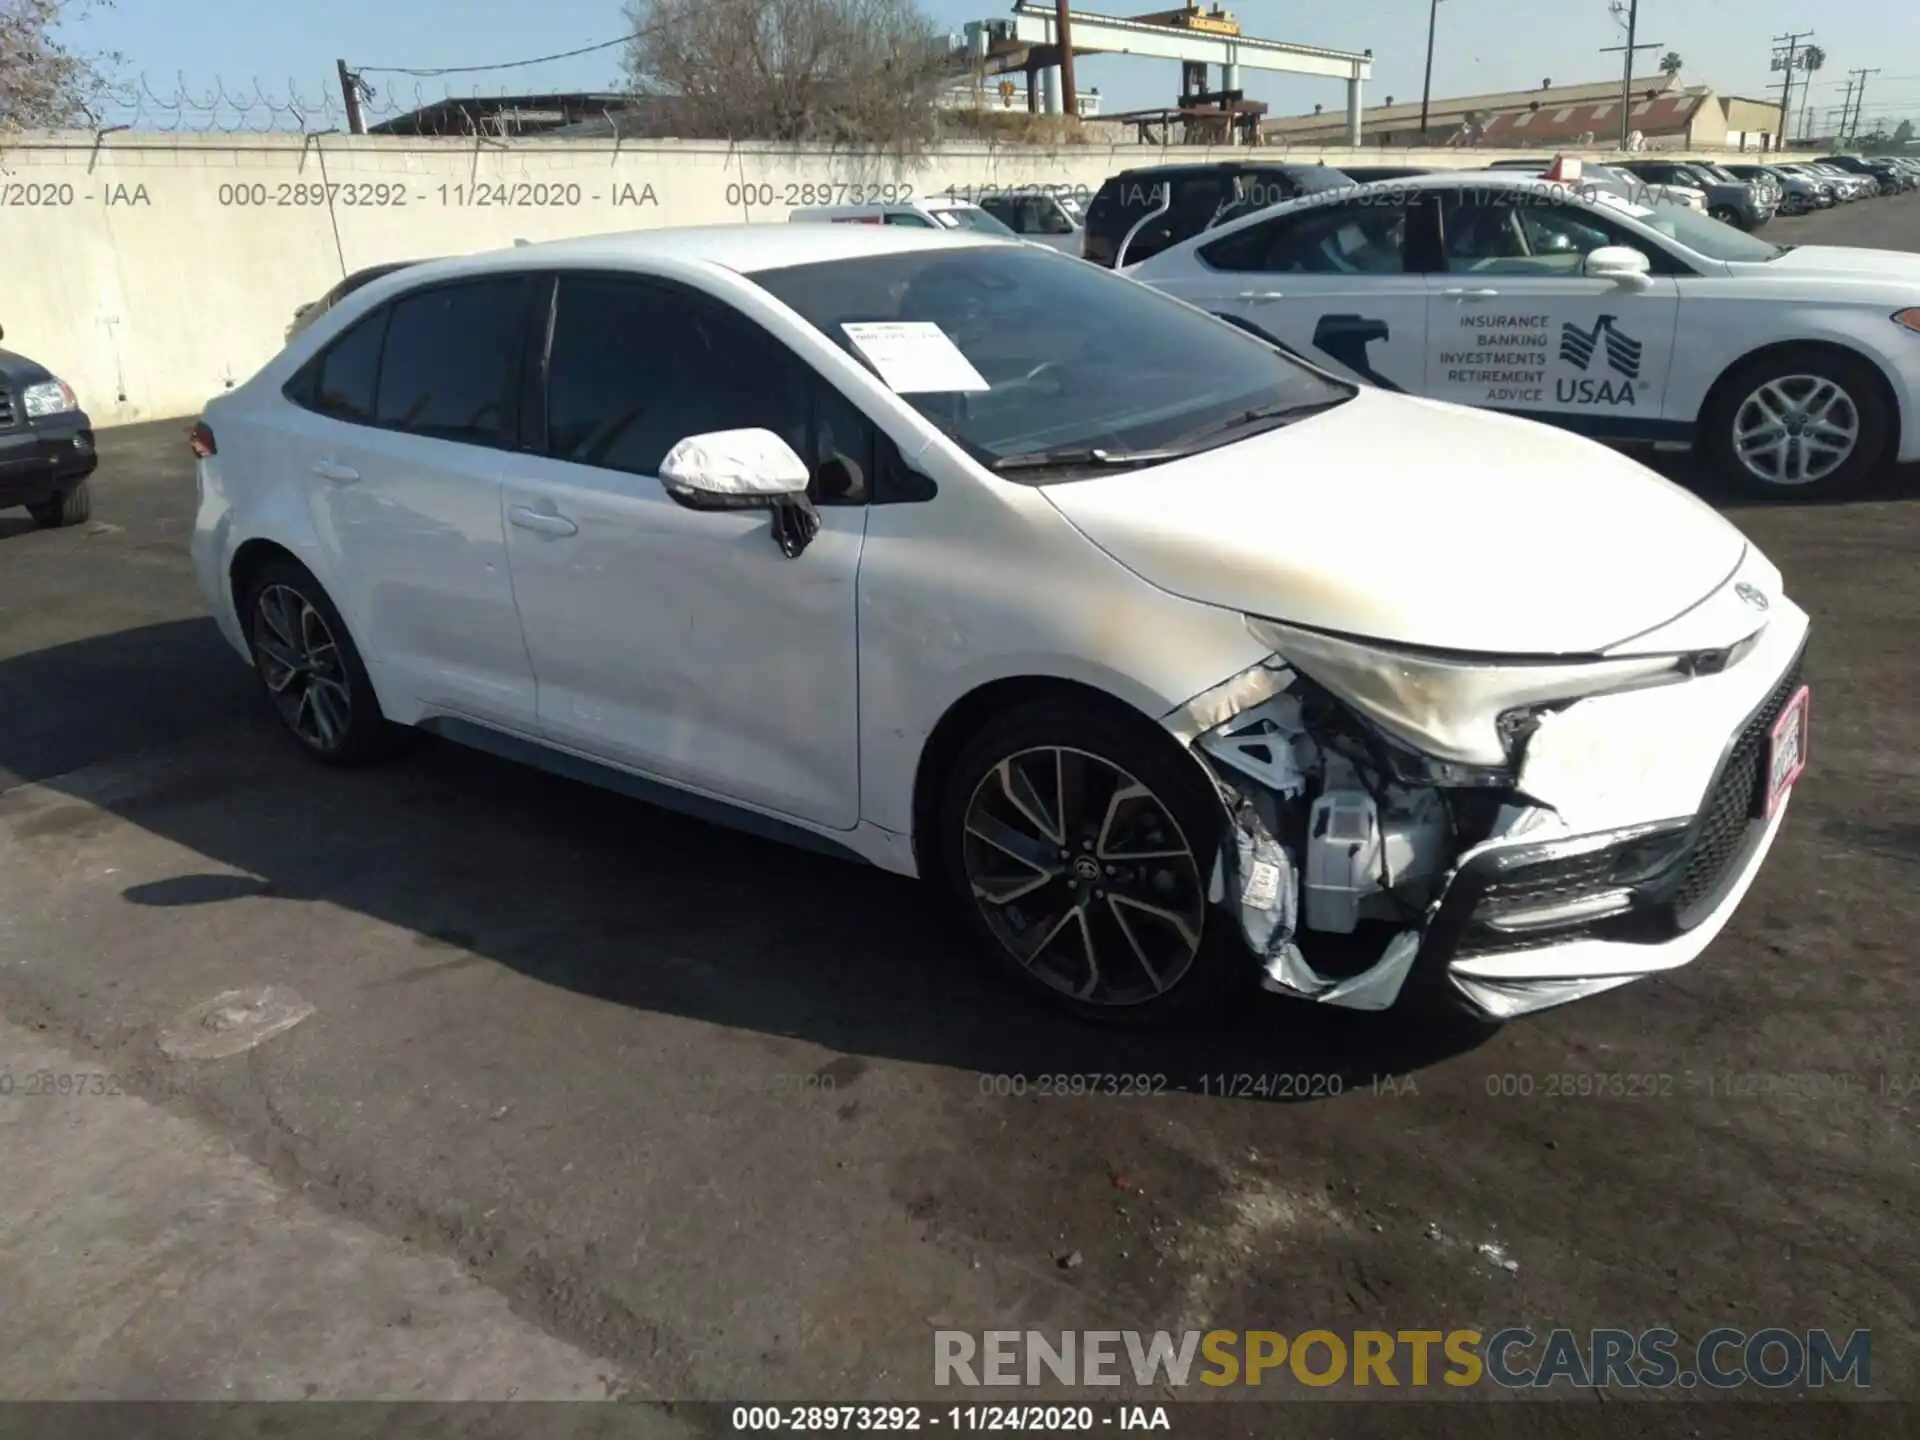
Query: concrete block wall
[{"left": 0, "top": 132, "right": 1824, "bottom": 426}]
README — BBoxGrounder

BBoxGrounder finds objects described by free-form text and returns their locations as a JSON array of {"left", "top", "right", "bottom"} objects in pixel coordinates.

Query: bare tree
[
  {"left": 0, "top": 0, "right": 117, "bottom": 130},
  {"left": 622, "top": 0, "right": 954, "bottom": 152}
]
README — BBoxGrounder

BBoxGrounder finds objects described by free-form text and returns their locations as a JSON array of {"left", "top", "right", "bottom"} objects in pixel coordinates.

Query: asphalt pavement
[{"left": 1, "top": 195, "right": 1917, "bottom": 1422}]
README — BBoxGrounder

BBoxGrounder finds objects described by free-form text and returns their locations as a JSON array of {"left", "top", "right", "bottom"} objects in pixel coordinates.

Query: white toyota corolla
[
  {"left": 1125, "top": 165, "right": 1920, "bottom": 497},
  {"left": 189, "top": 224, "right": 1810, "bottom": 1025}
]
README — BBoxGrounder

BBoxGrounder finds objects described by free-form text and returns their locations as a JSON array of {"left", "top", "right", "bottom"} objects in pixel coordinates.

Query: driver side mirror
[
  {"left": 659, "top": 427, "right": 821, "bottom": 558},
  {"left": 1584, "top": 245, "right": 1654, "bottom": 290}
]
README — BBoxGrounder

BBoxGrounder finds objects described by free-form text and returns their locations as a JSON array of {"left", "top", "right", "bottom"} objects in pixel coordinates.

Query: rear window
[{"left": 934, "top": 206, "right": 1017, "bottom": 237}]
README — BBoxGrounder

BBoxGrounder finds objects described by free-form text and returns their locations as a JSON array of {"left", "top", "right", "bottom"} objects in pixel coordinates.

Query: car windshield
[
  {"left": 934, "top": 206, "right": 1018, "bottom": 236},
  {"left": 751, "top": 246, "right": 1352, "bottom": 475},
  {"left": 1592, "top": 192, "right": 1787, "bottom": 262}
]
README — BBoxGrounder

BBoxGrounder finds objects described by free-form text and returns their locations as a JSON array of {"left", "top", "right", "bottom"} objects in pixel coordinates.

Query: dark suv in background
[
  {"left": 1081, "top": 161, "right": 1354, "bottom": 267},
  {"left": 0, "top": 324, "right": 96, "bottom": 529},
  {"left": 1814, "top": 154, "right": 1911, "bottom": 194}
]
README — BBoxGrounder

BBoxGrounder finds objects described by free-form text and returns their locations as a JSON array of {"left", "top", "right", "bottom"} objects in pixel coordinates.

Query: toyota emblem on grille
[{"left": 1735, "top": 582, "right": 1769, "bottom": 611}]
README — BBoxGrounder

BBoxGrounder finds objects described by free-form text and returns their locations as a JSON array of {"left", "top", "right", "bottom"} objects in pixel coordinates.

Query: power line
[
  {"left": 356, "top": 33, "right": 633, "bottom": 78},
  {"left": 1844, "top": 66, "right": 1880, "bottom": 135},
  {"left": 1768, "top": 29, "right": 1814, "bottom": 143}
]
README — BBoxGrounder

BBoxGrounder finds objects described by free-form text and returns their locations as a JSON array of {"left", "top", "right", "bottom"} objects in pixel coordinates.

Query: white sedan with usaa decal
[{"left": 1126, "top": 159, "right": 1920, "bottom": 496}]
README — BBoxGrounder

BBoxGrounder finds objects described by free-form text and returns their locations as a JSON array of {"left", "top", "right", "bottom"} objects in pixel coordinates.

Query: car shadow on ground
[{"left": 0, "top": 617, "right": 1501, "bottom": 1102}]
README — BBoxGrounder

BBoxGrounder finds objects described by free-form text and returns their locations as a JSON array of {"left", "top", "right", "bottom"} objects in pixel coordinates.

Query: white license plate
[{"left": 1764, "top": 685, "right": 1810, "bottom": 820}]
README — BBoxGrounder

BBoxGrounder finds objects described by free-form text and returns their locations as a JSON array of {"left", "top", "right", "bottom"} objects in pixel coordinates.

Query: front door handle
[
  {"left": 1442, "top": 287, "right": 1500, "bottom": 298},
  {"left": 311, "top": 459, "right": 359, "bottom": 484},
  {"left": 508, "top": 504, "right": 578, "bottom": 537},
  {"left": 1238, "top": 290, "right": 1287, "bottom": 303}
]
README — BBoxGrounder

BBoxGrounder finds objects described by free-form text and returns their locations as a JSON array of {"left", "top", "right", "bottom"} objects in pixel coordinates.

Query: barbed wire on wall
[{"left": 83, "top": 74, "right": 637, "bottom": 136}]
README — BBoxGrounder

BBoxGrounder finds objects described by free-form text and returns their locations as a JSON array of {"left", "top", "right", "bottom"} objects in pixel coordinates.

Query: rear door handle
[
  {"left": 1442, "top": 287, "right": 1500, "bottom": 298},
  {"left": 311, "top": 459, "right": 359, "bottom": 484},
  {"left": 508, "top": 504, "right": 578, "bottom": 537},
  {"left": 1237, "top": 290, "right": 1287, "bottom": 303}
]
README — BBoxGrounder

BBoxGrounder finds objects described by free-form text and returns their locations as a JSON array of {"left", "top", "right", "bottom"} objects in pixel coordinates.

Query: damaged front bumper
[{"left": 1164, "top": 584, "right": 1811, "bottom": 1022}]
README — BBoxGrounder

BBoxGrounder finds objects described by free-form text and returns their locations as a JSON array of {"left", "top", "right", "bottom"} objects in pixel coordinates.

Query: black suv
[
  {"left": 0, "top": 324, "right": 96, "bottom": 529},
  {"left": 1081, "top": 161, "right": 1354, "bottom": 267}
]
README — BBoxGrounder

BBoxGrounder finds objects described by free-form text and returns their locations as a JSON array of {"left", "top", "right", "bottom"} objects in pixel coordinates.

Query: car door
[
  {"left": 500, "top": 272, "right": 868, "bottom": 830},
  {"left": 1151, "top": 193, "right": 1431, "bottom": 392},
  {"left": 1425, "top": 191, "right": 1681, "bottom": 432},
  {"left": 285, "top": 277, "right": 540, "bottom": 730}
]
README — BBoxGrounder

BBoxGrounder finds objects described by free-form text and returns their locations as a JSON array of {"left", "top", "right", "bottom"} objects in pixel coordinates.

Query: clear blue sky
[{"left": 60, "top": 0, "right": 1919, "bottom": 130}]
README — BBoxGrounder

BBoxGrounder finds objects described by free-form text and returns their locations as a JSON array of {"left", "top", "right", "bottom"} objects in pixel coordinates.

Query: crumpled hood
[
  {"left": 1039, "top": 389, "right": 1748, "bottom": 656},
  {"left": 1756, "top": 245, "right": 1920, "bottom": 282}
]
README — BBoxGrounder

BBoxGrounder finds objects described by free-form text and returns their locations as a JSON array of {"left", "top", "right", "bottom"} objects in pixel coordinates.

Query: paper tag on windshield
[{"left": 841, "top": 321, "right": 991, "bottom": 394}]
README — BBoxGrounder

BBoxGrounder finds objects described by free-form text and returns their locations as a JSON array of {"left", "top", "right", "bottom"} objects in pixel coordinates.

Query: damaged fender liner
[{"left": 1179, "top": 667, "right": 1445, "bottom": 1014}]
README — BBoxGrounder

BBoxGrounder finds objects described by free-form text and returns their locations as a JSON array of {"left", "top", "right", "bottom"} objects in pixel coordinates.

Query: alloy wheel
[
  {"left": 252, "top": 584, "right": 353, "bottom": 750},
  {"left": 960, "top": 746, "right": 1206, "bottom": 1007},
  {"left": 1730, "top": 374, "right": 1860, "bottom": 487}
]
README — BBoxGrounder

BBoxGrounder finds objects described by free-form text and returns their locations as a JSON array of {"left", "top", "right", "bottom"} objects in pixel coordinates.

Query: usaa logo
[{"left": 1556, "top": 315, "right": 1643, "bottom": 405}]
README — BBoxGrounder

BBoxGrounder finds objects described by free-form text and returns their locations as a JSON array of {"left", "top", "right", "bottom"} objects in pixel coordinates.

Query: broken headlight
[{"left": 1245, "top": 616, "right": 1686, "bottom": 773}]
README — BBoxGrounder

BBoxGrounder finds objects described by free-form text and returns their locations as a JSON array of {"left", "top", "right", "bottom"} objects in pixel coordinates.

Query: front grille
[
  {"left": 0, "top": 382, "right": 15, "bottom": 429},
  {"left": 1670, "top": 655, "right": 1805, "bottom": 917}
]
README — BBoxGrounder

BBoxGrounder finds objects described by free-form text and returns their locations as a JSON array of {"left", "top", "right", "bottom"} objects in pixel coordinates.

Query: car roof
[
  {"left": 361, "top": 224, "right": 1008, "bottom": 287},
  {"left": 1107, "top": 160, "right": 1333, "bottom": 179}
]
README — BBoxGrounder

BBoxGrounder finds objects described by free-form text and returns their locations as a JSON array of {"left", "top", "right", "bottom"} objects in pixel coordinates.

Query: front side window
[
  {"left": 1442, "top": 194, "right": 1672, "bottom": 275},
  {"left": 373, "top": 278, "right": 529, "bottom": 445},
  {"left": 541, "top": 275, "right": 809, "bottom": 480},
  {"left": 1202, "top": 197, "right": 1416, "bottom": 275},
  {"left": 751, "top": 245, "right": 1352, "bottom": 477}
]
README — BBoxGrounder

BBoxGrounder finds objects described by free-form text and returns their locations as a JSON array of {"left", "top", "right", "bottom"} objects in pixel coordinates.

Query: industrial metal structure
[{"left": 958, "top": 3, "right": 1373, "bottom": 144}]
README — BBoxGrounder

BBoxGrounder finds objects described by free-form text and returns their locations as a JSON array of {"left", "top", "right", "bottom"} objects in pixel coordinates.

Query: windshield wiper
[
  {"left": 990, "top": 446, "right": 1186, "bottom": 472},
  {"left": 1173, "top": 397, "right": 1349, "bottom": 443}
]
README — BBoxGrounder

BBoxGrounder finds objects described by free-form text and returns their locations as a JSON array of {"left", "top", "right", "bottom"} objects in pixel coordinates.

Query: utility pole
[
  {"left": 1052, "top": 0, "right": 1078, "bottom": 117},
  {"left": 1770, "top": 31, "right": 1812, "bottom": 148},
  {"left": 1836, "top": 77, "right": 1855, "bottom": 144},
  {"left": 1845, "top": 67, "right": 1879, "bottom": 142},
  {"left": 1598, "top": 7, "right": 1662, "bottom": 150},
  {"left": 1419, "top": 0, "right": 1442, "bottom": 142},
  {"left": 335, "top": 59, "right": 366, "bottom": 135}
]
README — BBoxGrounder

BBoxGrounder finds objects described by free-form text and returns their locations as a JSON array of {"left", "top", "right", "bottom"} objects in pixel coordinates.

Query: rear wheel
[
  {"left": 1703, "top": 348, "right": 1889, "bottom": 498},
  {"left": 26, "top": 479, "right": 90, "bottom": 528},
  {"left": 241, "top": 558, "right": 399, "bottom": 766},
  {"left": 939, "top": 699, "right": 1245, "bottom": 1026}
]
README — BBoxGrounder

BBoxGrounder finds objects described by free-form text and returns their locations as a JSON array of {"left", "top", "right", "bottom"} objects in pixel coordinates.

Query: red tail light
[{"left": 188, "top": 421, "right": 216, "bottom": 458}]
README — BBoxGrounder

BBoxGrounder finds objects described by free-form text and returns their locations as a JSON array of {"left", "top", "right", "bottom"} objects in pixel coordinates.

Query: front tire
[
  {"left": 1703, "top": 348, "right": 1889, "bottom": 498},
  {"left": 1708, "top": 204, "right": 1743, "bottom": 228},
  {"left": 27, "top": 479, "right": 91, "bottom": 528},
  {"left": 938, "top": 699, "right": 1245, "bottom": 1026},
  {"left": 241, "top": 558, "right": 399, "bottom": 766}
]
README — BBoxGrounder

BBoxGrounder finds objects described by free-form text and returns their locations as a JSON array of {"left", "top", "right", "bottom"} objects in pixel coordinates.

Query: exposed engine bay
[{"left": 1182, "top": 665, "right": 1524, "bottom": 1012}]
